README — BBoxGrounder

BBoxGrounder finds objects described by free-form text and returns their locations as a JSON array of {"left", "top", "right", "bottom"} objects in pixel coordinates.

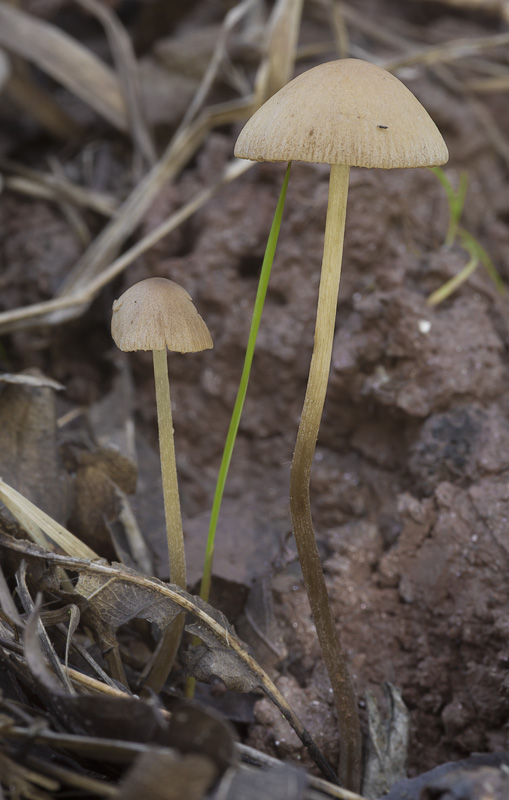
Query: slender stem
[
  {"left": 143, "top": 349, "right": 186, "bottom": 694},
  {"left": 199, "top": 162, "right": 292, "bottom": 604},
  {"left": 152, "top": 348, "right": 186, "bottom": 588},
  {"left": 289, "top": 163, "right": 362, "bottom": 792}
]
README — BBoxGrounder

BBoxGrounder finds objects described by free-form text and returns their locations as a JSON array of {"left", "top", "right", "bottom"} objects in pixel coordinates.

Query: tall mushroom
[
  {"left": 235, "top": 58, "right": 448, "bottom": 791},
  {"left": 111, "top": 277, "right": 213, "bottom": 589}
]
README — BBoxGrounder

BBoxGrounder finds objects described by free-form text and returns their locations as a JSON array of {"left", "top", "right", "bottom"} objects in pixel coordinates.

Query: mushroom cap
[
  {"left": 111, "top": 277, "right": 213, "bottom": 353},
  {"left": 235, "top": 58, "right": 448, "bottom": 169}
]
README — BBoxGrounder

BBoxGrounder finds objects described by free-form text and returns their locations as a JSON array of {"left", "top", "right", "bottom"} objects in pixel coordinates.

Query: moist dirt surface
[{"left": 2, "top": 0, "right": 509, "bottom": 789}]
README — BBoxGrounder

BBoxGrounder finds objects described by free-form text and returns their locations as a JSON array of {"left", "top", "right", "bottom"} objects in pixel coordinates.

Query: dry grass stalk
[
  {"left": 383, "top": 31, "right": 509, "bottom": 72},
  {"left": 74, "top": 0, "right": 156, "bottom": 169},
  {"left": 0, "top": 157, "right": 117, "bottom": 216},
  {"left": 47, "top": 155, "right": 91, "bottom": 247},
  {"left": 465, "top": 74, "right": 509, "bottom": 92},
  {"left": 432, "top": 63, "right": 509, "bottom": 171}
]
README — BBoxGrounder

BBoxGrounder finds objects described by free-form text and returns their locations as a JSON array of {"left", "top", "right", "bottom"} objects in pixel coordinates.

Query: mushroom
[
  {"left": 235, "top": 58, "right": 448, "bottom": 790},
  {"left": 111, "top": 277, "right": 213, "bottom": 589}
]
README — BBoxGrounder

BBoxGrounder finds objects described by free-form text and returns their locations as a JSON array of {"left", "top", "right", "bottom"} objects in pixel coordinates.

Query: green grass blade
[
  {"left": 431, "top": 166, "right": 468, "bottom": 247},
  {"left": 427, "top": 253, "right": 478, "bottom": 306},
  {"left": 199, "top": 162, "right": 292, "bottom": 604},
  {"left": 458, "top": 228, "right": 505, "bottom": 295}
]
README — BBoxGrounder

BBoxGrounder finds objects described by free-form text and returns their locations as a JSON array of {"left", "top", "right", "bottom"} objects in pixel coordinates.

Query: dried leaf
[
  {"left": 154, "top": 25, "right": 223, "bottom": 80},
  {"left": 167, "top": 702, "right": 237, "bottom": 775},
  {"left": 420, "top": 765, "right": 509, "bottom": 800},
  {"left": 82, "top": 447, "right": 138, "bottom": 495},
  {"left": 61, "top": 694, "right": 169, "bottom": 742},
  {"left": 0, "top": 2, "right": 128, "bottom": 131},
  {"left": 259, "top": 0, "right": 304, "bottom": 99},
  {"left": 68, "top": 446, "right": 137, "bottom": 560},
  {"left": 0, "top": 535, "right": 340, "bottom": 782},
  {"left": 117, "top": 750, "right": 217, "bottom": 800},
  {"left": 74, "top": 564, "right": 184, "bottom": 632},
  {"left": 363, "top": 683, "right": 409, "bottom": 798},
  {"left": 0, "top": 479, "right": 98, "bottom": 560},
  {"left": 220, "top": 762, "right": 308, "bottom": 800},
  {"left": 0, "top": 373, "right": 70, "bottom": 524},
  {"left": 384, "top": 755, "right": 509, "bottom": 800},
  {"left": 183, "top": 631, "right": 260, "bottom": 694},
  {"left": 4, "top": 59, "right": 81, "bottom": 140}
]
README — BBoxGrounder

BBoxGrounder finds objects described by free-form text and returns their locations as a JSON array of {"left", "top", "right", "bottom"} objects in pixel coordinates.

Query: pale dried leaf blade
[
  {"left": 64, "top": 604, "right": 80, "bottom": 670},
  {"left": 0, "top": 2, "right": 128, "bottom": 131},
  {"left": 0, "top": 478, "right": 99, "bottom": 560}
]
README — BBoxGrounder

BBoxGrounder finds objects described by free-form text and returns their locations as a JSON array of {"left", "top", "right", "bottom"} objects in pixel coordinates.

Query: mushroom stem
[
  {"left": 152, "top": 347, "right": 186, "bottom": 588},
  {"left": 289, "top": 163, "right": 362, "bottom": 791}
]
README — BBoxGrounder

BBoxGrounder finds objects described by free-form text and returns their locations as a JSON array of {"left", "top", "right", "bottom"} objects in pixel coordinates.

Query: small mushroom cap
[
  {"left": 235, "top": 58, "right": 448, "bottom": 169},
  {"left": 111, "top": 278, "right": 213, "bottom": 353}
]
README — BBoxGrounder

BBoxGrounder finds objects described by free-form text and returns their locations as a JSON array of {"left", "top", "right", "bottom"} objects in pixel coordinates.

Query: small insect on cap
[
  {"left": 235, "top": 58, "right": 448, "bottom": 169},
  {"left": 111, "top": 277, "right": 213, "bottom": 353}
]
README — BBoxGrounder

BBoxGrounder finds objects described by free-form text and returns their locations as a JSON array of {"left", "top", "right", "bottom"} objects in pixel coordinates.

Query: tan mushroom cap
[
  {"left": 111, "top": 277, "right": 213, "bottom": 353},
  {"left": 235, "top": 58, "right": 448, "bottom": 169}
]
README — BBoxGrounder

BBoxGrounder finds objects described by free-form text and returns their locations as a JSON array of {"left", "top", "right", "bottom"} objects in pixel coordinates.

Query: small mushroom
[
  {"left": 235, "top": 58, "right": 448, "bottom": 791},
  {"left": 111, "top": 277, "right": 212, "bottom": 589}
]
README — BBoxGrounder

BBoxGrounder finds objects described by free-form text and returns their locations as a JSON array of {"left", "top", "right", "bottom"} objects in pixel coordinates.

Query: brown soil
[{"left": 2, "top": 0, "right": 509, "bottom": 786}]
